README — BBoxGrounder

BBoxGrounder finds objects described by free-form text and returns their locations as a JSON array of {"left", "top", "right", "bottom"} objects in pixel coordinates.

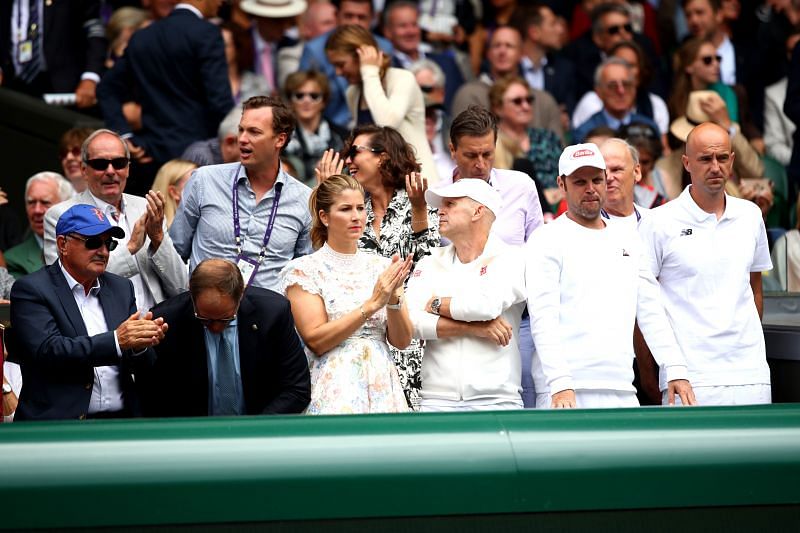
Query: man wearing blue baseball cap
[{"left": 8, "top": 204, "right": 168, "bottom": 421}]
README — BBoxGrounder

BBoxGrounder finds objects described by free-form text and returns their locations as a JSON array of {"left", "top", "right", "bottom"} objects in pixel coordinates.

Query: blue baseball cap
[{"left": 56, "top": 204, "right": 125, "bottom": 238}]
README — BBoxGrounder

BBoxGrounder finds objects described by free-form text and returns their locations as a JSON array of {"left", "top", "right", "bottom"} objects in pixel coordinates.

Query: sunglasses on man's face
[
  {"left": 606, "top": 23, "right": 633, "bottom": 36},
  {"left": 67, "top": 233, "right": 118, "bottom": 251},
  {"left": 419, "top": 84, "right": 435, "bottom": 94},
  {"left": 85, "top": 157, "right": 130, "bottom": 171},
  {"left": 701, "top": 55, "right": 722, "bottom": 66}
]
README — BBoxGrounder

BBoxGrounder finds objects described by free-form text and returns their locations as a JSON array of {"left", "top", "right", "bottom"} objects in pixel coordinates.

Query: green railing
[{"left": 2, "top": 405, "right": 799, "bottom": 531}]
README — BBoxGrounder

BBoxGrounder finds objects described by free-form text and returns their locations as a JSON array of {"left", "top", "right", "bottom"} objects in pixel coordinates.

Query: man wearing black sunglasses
[
  {"left": 8, "top": 204, "right": 168, "bottom": 421},
  {"left": 43, "top": 129, "right": 188, "bottom": 313}
]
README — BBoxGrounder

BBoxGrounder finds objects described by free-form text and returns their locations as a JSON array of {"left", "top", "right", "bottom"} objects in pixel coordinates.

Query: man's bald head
[{"left": 682, "top": 122, "right": 734, "bottom": 198}]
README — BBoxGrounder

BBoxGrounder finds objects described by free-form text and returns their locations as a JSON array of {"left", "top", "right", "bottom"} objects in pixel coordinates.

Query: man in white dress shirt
[{"left": 43, "top": 129, "right": 188, "bottom": 311}]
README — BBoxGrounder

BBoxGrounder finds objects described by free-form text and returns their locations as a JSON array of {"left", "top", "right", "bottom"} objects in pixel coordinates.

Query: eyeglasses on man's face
[
  {"left": 67, "top": 233, "right": 118, "bottom": 251},
  {"left": 84, "top": 157, "right": 130, "bottom": 171}
]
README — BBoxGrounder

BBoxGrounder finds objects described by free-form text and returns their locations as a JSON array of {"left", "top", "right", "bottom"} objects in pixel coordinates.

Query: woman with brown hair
[
  {"left": 280, "top": 175, "right": 413, "bottom": 414},
  {"left": 325, "top": 24, "right": 439, "bottom": 183},
  {"left": 316, "top": 125, "right": 439, "bottom": 410}
]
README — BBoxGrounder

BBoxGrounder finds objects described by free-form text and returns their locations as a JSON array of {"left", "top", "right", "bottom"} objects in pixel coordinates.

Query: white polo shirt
[{"left": 639, "top": 186, "right": 772, "bottom": 388}]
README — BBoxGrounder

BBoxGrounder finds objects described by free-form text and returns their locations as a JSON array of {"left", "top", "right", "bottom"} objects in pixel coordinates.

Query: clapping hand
[
  {"left": 116, "top": 311, "right": 169, "bottom": 352},
  {"left": 315, "top": 148, "right": 345, "bottom": 184},
  {"left": 368, "top": 254, "right": 413, "bottom": 312}
]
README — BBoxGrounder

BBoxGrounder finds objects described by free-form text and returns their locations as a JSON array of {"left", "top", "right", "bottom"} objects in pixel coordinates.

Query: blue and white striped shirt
[{"left": 170, "top": 162, "right": 313, "bottom": 291}]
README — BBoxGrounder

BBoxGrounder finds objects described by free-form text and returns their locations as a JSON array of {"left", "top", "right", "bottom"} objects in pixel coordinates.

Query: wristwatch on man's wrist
[
  {"left": 2, "top": 381, "right": 12, "bottom": 395},
  {"left": 430, "top": 297, "right": 442, "bottom": 315}
]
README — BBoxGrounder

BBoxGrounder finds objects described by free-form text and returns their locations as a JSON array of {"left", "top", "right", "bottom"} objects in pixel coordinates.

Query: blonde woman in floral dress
[{"left": 280, "top": 175, "right": 412, "bottom": 414}]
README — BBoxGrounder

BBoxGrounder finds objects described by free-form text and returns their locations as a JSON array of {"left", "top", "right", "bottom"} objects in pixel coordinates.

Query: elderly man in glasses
[
  {"left": 572, "top": 58, "right": 660, "bottom": 143},
  {"left": 7, "top": 204, "right": 168, "bottom": 421},
  {"left": 141, "top": 258, "right": 310, "bottom": 417},
  {"left": 43, "top": 129, "right": 188, "bottom": 312}
]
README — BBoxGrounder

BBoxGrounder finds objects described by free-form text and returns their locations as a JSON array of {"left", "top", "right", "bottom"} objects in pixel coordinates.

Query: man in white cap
[
  {"left": 239, "top": 0, "right": 309, "bottom": 95},
  {"left": 525, "top": 143, "right": 696, "bottom": 409},
  {"left": 405, "top": 179, "right": 527, "bottom": 411}
]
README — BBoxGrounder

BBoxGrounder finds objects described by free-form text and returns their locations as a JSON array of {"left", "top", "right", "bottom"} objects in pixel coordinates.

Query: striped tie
[{"left": 19, "top": 0, "right": 43, "bottom": 84}]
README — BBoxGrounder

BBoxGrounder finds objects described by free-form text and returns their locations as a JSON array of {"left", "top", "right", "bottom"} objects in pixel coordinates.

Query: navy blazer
[
  {"left": 143, "top": 288, "right": 310, "bottom": 417},
  {"left": 391, "top": 50, "right": 464, "bottom": 112},
  {"left": 543, "top": 53, "right": 577, "bottom": 114},
  {"left": 8, "top": 264, "right": 147, "bottom": 421},
  {"left": 0, "top": 0, "right": 107, "bottom": 93},
  {"left": 97, "top": 8, "right": 234, "bottom": 165}
]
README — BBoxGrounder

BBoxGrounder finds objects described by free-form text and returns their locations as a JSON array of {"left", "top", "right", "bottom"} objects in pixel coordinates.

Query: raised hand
[
  {"left": 356, "top": 45, "right": 383, "bottom": 68},
  {"left": 144, "top": 190, "right": 165, "bottom": 249},
  {"left": 314, "top": 148, "right": 345, "bottom": 184},
  {"left": 405, "top": 172, "right": 429, "bottom": 210}
]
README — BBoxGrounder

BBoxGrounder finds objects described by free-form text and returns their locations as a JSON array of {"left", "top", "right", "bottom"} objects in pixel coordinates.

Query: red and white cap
[{"left": 558, "top": 143, "right": 606, "bottom": 177}]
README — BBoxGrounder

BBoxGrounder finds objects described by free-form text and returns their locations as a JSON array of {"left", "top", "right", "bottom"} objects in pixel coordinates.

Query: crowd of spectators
[{"left": 1, "top": 0, "right": 799, "bottom": 421}]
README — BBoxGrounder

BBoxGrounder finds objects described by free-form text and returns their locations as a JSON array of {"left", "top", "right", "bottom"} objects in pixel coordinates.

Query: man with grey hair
[
  {"left": 410, "top": 59, "right": 455, "bottom": 180},
  {"left": 43, "top": 129, "right": 188, "bottom": 311},
  {"left": 181, "top": 106, "right": 242, "bottom": 167},
  {"left": 406, "top": 178, "right": 527, "bottom": 411},
  {"left": 572, "top": 58, "right": 660, "bottom": 143},
  {"left": 5, "top": 172, "right": 73, "bottom": 279}
]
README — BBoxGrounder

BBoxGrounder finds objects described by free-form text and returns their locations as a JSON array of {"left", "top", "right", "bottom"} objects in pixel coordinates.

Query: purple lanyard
[{"left": 232, "top": 166, "right": 284, "bottom": 261}]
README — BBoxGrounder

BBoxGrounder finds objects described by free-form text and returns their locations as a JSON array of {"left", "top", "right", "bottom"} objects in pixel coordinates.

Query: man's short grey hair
[
  {"left": 591, "top": 3, "right": 630, "bottom": 35},
  {"left": 25, "top": 171, "right": 73, "bottom": 202},
  {"left": 382, "top": 0, "right": 418, "bottom": 29},
  {"left": 81, "top": 128, "right": 131, "bottom": 162},
  {"left": 594, "top": 56, "right": 633, "bottom": 87},
  {"left": 602, "top": 137, "right": 640, "bottom": 166},
  {"left": 408, "top": 59, "right": 446, "bottom": 88},
  {"left": 218, "top": 105, "right": 242, "bottom": 140}
]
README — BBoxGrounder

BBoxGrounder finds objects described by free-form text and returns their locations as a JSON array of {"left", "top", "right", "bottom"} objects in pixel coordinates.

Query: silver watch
[
  {"left": 430, "top": 297, "right": 442, "bottom": 315},
  {"left": 2, "top": 382, "right": 12, "bottom": 395},
  {"left": 386, "top": 294, "right": 403, "bottom": 310}
]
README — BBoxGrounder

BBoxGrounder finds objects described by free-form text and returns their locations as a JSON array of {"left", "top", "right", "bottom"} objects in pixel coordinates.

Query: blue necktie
[
  {"left": 19, "top": 0, "right": 43, "bottom": 84},
  {"left": 215, "top": 333, "right": 239, "bottom": 415}
]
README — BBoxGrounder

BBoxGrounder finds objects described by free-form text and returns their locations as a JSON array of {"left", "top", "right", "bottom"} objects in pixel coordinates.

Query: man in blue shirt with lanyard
[{"left": 170, "top": 95, "right": 313, "bottom": 291}]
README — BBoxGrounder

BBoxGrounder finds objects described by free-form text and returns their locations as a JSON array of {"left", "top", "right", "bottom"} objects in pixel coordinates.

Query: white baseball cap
[
  {"left": 558, "top": 143, "right": 607, "bottom": 177},
  {"left": 240, "top": 0, "right": 307, "bottom": 18},
  {"left": 425, "top": 178, "right": 502, "bottom": 216}
]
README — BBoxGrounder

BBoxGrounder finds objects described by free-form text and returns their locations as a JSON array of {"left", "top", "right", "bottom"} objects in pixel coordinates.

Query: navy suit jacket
[
  {"left": 8, "top": 264, "right": 148, "bottom": 421},
  {"left": 143, "top": 288, "right": 310, "bottom": 417},
  {"left": 97, "top": 8, "right": 234, "bottom": 165},
  {"left": 543, "top": 53, "right": 577, "bottom": 114},
  {"left": 0, "top": 0, "right": 106, "bottom": 93},
  {"left": 391, "top": 50, "right": 464, "bottom": 112},
  {"left": 299, "top": 30, "right": 394, "bottom": 128}
]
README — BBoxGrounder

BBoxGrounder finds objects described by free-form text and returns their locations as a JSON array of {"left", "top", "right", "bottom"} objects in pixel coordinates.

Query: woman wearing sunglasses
[
  {"left": 668, "top": 36, "right": 739, "bottom": 125},
  {"left": 316, "top": 125, "right": 439, "bottom": 411},
  {"left": 281, "top": 70, "right": 348, "bottom": 186},
  {"left": 325, "top": 24, "right": 439, "bottom": 183},
  {"left": 280, "top": 175, "right": 413, "bottom": 414},
  {"left": 488, "top": 76, "right": 561, "bottom": 211}
]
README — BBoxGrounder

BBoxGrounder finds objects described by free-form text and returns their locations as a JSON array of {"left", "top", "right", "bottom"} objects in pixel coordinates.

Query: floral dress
[
  {"left": 280, "top": 244, "right": 409, "bottom": 414},
  {"left": 360, "top": 188, "right": 439, "bottom": 411}
]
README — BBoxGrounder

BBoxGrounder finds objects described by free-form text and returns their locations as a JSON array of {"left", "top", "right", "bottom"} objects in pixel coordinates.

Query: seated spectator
[
  {"left": 572, "top": 57, "right": 660, "bottom": 143},
  {"left": 150, "top": 159, "right": 197, "bottom": 229},
  {"left": 5, "top": 172, "right": 73, "bottom": 279},
  {"left": 181, "top": 106, "right": 242, "bottom": 167},
  {"left": 771, "top": 197, "right": 800, "bottom": 291},
  {"left": 452, "top": 26, "right": 563, "bottom": 140},
  {"left": 382, "top": 1, "right": 465, "bottom": 111},
  {"left": 572, "top": 40, "right": 669, "bottom": 145},
  {"left": 489, "top": 76, "right": 561, "bottom": 194},
  {"left": 282, "top": 70, "right": 348, "bottom": 186},
  {"left": 143, "top": 258, "right": 311, "bottom": 417},
  {"left": 668, "top": 37, "right": 739, "bottom": 127},
  {"left": 764, "top": 32, "right": 800, "bottom": 167},
  {"left": 409, "top": 59, "right": 456, "bottom": 181},
  {"left": 618, "top": 122, "right": 667, "bottom": 209},
  {"left": 58, "top": 127, "right": 95, "bottom": 194},
  {"left": 658, "top": 90, "right": 763, "bottom": 200},
  {"left": 326, "top": 24, "right": 439, "bottom": 182}
]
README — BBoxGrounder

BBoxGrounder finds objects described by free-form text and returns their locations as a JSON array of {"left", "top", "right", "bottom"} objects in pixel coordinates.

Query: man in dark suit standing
[
  {"left": 145, "top": 258, "right": 310, "bottom": 417},
  {"left": 8, "top": 204, "right": 168, "bottom": 421},
  {"left": 0, "top": 0, "right": 107, "bottom": 108},
  {"left": 97, "top": 0, "right": 234, "bottom": 195}
]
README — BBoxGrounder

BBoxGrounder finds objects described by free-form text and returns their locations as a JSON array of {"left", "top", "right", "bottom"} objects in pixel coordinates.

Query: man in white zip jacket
[
  {"left": 406, "top": 179, "right": 527, "bottom": 411},
  {"left": 525, "top": 143, "right": 696, "bottom": 409}
]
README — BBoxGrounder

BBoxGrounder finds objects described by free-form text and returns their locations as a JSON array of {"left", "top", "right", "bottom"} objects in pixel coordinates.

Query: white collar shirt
[
  {"left": 717, "top": 35, "right": 736, "bottom": 85},
  {"left": 59, "top": 261, "right": 124, "bottom": 413}
]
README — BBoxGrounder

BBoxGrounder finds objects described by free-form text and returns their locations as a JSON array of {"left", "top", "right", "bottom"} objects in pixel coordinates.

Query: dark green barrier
[{"left": 1, "top": 405, "right": 799, "bottom": 531}]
